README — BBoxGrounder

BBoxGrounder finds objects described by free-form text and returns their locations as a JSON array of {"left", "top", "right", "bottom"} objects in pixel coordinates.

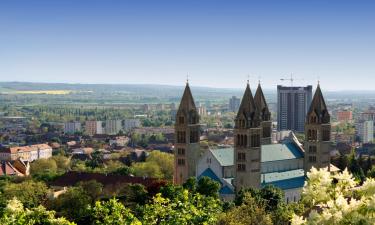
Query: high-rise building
[
  {"left": 356, "top": 120, "right": 374, "bottom": 144},
  {"left": 229, "top": 96, "right": 241, "bottom": 113},
  {"left": 304, "top": 84, "right": 332, "bottom": 173},
  {"left": 85, "top": 121, "right": 103, "bottom": 136},
  {"left": 124, "top": 119, "right": 141, "bottom": 131},
  {"left": 64, "top": 122, "right": 81, "bottom": 134},
  {"left": 277, "top": 85, "right": 312, "bottom": 133},
  {"left": 105, "top": 120, "right": 122, "bottom": 135},
  {"left": 174, "top": 82, "right": 201, "bottom": 185}
]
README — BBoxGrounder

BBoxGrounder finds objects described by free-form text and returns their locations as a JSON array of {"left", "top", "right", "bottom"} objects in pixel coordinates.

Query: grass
[{"left": 13, "top": 90, "right": 73, "bottom": 95}]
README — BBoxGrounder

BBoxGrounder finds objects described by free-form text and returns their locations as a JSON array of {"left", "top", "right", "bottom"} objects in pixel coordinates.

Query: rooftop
[
  {"left": 262, "top": 169, "right": 305, "bottom": 190},
  {"left": 209, "top": 140, "right": 303, "bottom": 166}
]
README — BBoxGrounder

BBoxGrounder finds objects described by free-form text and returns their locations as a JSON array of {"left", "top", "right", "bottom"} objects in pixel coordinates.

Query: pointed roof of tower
[
  {"left": 177, "top": 82, "right": 196, "bottom": 112},
  {"left": 254, "top": 83, "right": 269, "bottom": 113},
  {"left": 307, "top": 84, "right": 330, "bottom": 123},
  {"left": 236, "top": 82, "right": 257, "bottom": 118}
]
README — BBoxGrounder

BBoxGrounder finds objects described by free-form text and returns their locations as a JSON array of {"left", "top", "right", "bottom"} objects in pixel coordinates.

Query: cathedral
[{"left": 174, "top": 81, "right": 332, "bottom": 202}]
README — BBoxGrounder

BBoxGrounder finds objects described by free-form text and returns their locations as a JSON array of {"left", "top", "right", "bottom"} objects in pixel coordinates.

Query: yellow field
[{"left": 14, "top": 90, "right": 73, "bottom": 95}]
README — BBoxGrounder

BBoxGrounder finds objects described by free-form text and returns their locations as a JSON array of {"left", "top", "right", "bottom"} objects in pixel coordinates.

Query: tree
[
  {"left": 77, "top": 180, "right": 103, "bottom": 203},
  {"left": 217, "top": 193, "right": 272, "bottom": 225},
  {"left": 119, "top": 184, "right": 148, "bottom": 208},
  {"left": 31, "top": 158, "right": 58, "bottom": 176},
  {"left": 196, "top": 177, "right": 221, "bottom": 198},
  {"left": 0, "top": 198, "right": 75, "bottom": 225},
  {"left": 146, "top": 151, "right": 174, "bottom": 179},
  {"left": 51, "top": 155, "right": 71, "bottom": 173},
  {"left": 142, "top": 190, "right": 222, "bottom": 225},
  {"left": 348, "top": 153, "right": 365, "bottom": 182},
  {"left": 292, "top": 167, "right": 375, "bottom": 225},
  {"left": 50, "top": 187, "right": 91, "bottom": 223},
  {"left": 132, "top": 161, "right": 163, "bottom": 178},
  {"left": 1, "top": 180, "right": 49, "bottom": 208},
  {"left": 90, "top": 198, "right": 141, "bottom": 225}
]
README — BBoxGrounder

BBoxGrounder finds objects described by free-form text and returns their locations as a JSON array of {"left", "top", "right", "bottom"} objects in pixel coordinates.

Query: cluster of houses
[{"left": 0, "top": 143, "right": 53, "bottom": 176}]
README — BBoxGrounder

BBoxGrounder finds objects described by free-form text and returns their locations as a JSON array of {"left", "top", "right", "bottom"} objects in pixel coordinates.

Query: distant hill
[{"left": 1, "top": 82, "right": 375, "bottom": 104}]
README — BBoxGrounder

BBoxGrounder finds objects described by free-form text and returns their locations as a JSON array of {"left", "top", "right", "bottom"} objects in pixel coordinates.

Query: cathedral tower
[
  {"left": 254, "top": 83, "right": 272, "bottom": 145},
  {"left": 234, "top": 82, "right": 262, "bottom": 190},
  {"left": 304, "top": 84, "right": 331, "bottom": 174},
  {"left": 174, "top": 82, "right": 201, "bottom": 185}
]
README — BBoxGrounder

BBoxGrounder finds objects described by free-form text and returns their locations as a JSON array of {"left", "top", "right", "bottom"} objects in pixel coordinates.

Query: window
[
  {"left": 237, "top": 164, "right": 246, "bottom": 172},
  {"left": 177, "top": 131, "right": 186, "bottom": 143},
  {"left": 177, "top": 148, "right": 185, "bottom": 155},
  {"left": 179, "top": 116, "right": 185, "bottom": 124},
  {"left": 177, "top": 158, "right": 185, "bottom": 166},
  {"left": 309, "top": 146, "right": 317, "bottom": 153},
  {"left": 250, "top": 134, "right": 260, "bottom": 147},
  {"left": 190, "top": 130, "right": 199, "bottom": 143},
  {"left": 323, "top": 129, "right": 330, "bottom": 141},
  {"left": 309, "top": 156, "right": 317, "bottom": 163},
  {"left": 237, "top": 152, "right": 246, "bottom": 162},
  {"left": 308, "top": 129, "right": 317, "bottom": 141},
  {"left": 236, "top": 134, "right": 248, "bottom": 147},
  {"left": 263, "top": 126, "right": 271, "bottom": 138}
]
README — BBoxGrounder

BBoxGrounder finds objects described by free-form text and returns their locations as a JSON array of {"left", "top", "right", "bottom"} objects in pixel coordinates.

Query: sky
[{"left": 0, "top": 0, "right": 374, "bottom": 90}]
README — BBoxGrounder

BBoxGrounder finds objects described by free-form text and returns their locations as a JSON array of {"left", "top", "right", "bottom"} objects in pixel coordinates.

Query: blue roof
[
  {"left": 261, "top": 169, "right": 305, "bottom": 190},
  {"left": 198, "top": 168, "right": 222, "bottom": 185},
  {"left": 261, "top": 142, "right": 303, "bottom": 162},
  {"left": 220, "top": 185, "right": 235, "bottom": 195}
]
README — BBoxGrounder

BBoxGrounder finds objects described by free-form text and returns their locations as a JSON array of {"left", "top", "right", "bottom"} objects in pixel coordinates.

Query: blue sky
[{"left": 0, "top": 0, "right": 374, "bottom": 90}]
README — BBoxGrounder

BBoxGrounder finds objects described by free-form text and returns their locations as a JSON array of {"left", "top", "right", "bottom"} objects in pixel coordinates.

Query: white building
[
  {"left": 64, "top": 122, "right": 81, "bottom": 134},
  {"left": 123, "top": 119, "right": 141, "bottom": 131},
  {"left": 357, "top": 120, "right": 374, "bottom": 143},
  {"left": 105, "top": 120, "right": 122, "bottom": 135},
  {"left": 0, "top": 144, "right": 52, "bottom": 162}
]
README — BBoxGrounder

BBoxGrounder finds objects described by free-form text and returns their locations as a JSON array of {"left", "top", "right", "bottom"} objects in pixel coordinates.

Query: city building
[
  {"left": 64, "top": 122, "right": 81, "bottom": 134},
  {"left": 85, "top": 121, "right": 103, "bottom": 136},
  {"left": 277, "top": 85, "right": 312, "bottom": 133},
  {"left": 124, "top": 119, "right": 141, "bottom": 131},
  {"left": 336, "top": 110, "right": 353, "bottom": 122},
  {"left": 174, "top": 82, "right": 332, "bottom": 202},
  {"left": 0, "top": 144, "right": 53, "bottom": 162},
  {"left": 197, "top": 104, "right": 207, "bottom": 116},
  {"left": 356, "top": 120, "right": 374, "bottom": 144},
  {"left": 105, "top": 120, "right": 122, "bottom": 135},
  {"left": 229, "top": 96, "right": 240, "bottom": 112}
]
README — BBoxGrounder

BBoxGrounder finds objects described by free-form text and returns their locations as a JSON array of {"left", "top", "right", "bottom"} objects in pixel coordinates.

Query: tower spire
[
  {"left": 307, "top": 84, "right": 329, "bottom": 124},
  {"left": 254, "top": 82, "right": 271, "bottom": 121}
]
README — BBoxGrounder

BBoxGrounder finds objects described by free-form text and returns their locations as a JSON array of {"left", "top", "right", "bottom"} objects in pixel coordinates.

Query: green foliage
[
  {"left": 348, "top": 153, "right": 365, "bottom": 182},
  {"left": 141, "top": 190, "right": 222, "bottom": 225},
  {"left": 0, "top": 180, "right": 49, "bottom": 209},
  {"left": 234, "top": 185, "right": 294, "bottom": 225},
  {"left": 145, "top": 151, "right": 174, "bottom": 179},
  {"left": 49, "top": 187, "right": 91, "bottom": 223},
  {"left": 0, "top": 198, "right": 75, "bottom": 225},
  {"left": 217, "top": 193, "right": 272, "bottom": 225},
  {"left": 132, "top": 161, "right": 163, "bottom": 178},
  {"left": 90, "top": 198, "right": 141, "bottom": 225},
  {"left": 196, "top": 177, "right": 221, "bottom": 198},
  {"left": 119, "top": 184, "right": 149, "bottom": 208},
  {"left": 31, "top": 158, "right": 58, "bottom": 176},
  {"left": 77, "top": 180, "right": 103, "bottom": 203}
]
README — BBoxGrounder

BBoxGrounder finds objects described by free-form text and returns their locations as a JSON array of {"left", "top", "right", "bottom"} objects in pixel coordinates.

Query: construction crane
[{"left": 280, "top": 73, "right": 303, "bottom": 87}]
